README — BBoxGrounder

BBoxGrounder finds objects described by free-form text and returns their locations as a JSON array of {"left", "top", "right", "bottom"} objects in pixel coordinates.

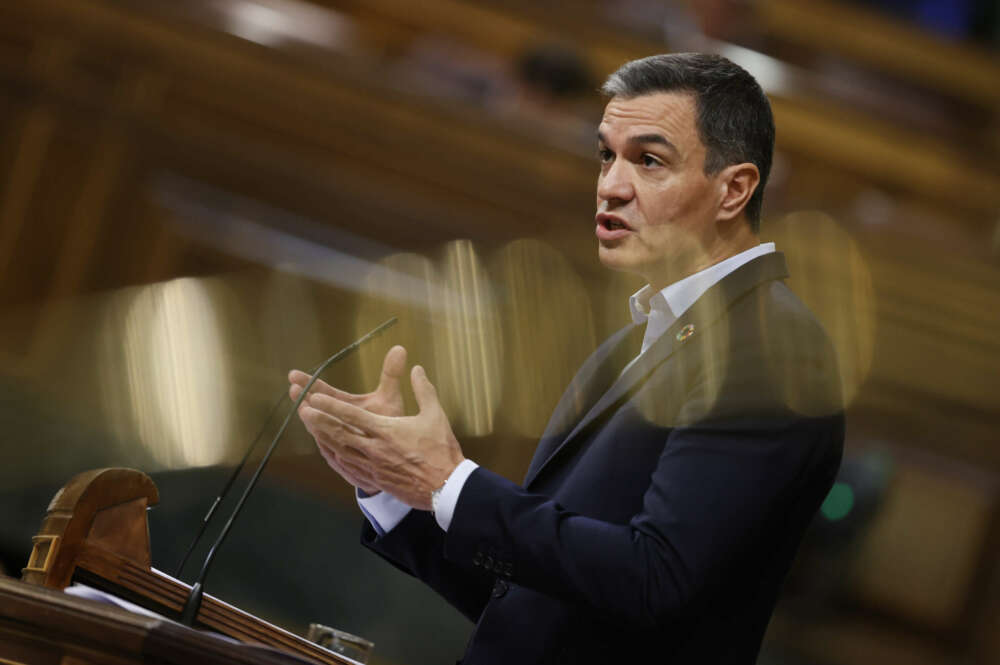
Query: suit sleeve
[{"left": 361, "top": 508, "right": 495, "bottom": 622}]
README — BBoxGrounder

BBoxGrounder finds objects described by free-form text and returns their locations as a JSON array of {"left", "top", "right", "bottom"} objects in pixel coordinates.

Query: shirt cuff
[
  {"left": 433, "top": 459, "right": 479, "bottom": 532},
  {"left": 357, "top": 489, "right": 412, "bottom": 537}
]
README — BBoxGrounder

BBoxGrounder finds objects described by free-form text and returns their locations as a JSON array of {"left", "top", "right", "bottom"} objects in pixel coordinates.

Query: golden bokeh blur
[
  {"left": 491, "top": 238, "right": 596, "bottom": 438},
  {"left": 432, "top": 240, "right": 502, "bottom": 437},
  {"left": 765, "top": 211, "right": 877, "bottom": 410},
  {"left": 357, "top": 243, "right": 503, "bottom": 437},
  {"left": 355, "top": 251, "right": 443, "bottom": 405},
  {"left": 100, "top": 278, "right": 234, "bottom": 469}
]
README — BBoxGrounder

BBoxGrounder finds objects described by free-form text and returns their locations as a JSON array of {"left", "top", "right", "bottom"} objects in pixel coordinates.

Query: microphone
[
  {"left": 174, "top": 389, "right": 303, "bottom": 578},
  {"left": 178, "top": 317, "right": 398, "bottom": 627}
]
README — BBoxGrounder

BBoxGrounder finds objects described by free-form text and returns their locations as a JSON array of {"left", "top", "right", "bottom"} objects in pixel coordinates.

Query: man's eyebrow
[
  {"left": 596, "top": 131, "right": 678, "bottom": 155},
  {"left": 629, "top": 133, "right": 678, "bottom": 154}
]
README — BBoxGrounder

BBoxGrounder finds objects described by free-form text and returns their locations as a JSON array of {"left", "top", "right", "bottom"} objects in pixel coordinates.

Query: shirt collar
[{"left": 629, "top": 243, "right": 776, "bottom": 325}]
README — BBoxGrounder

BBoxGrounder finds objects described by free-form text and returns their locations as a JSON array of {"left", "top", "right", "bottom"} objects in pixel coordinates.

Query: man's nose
[{"left": 597, "top": 160, "right": 634, "bottom": 204}]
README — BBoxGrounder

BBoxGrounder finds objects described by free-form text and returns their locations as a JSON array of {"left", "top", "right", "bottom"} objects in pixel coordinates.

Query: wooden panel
[{"left": 760, "top": 0, "right": 1000, "bottom": 110}]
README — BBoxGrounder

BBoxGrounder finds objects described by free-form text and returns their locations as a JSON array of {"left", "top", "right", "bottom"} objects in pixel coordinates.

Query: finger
[
  {"left": 316, "top": 430, "right": 372, "bottom": 470},
  {"left": 306, "top": 398, "right": 375, "bottom": 440},
  {"left": 300, "top": 404, "right": 376, "bottom": 451},
  {"left": 410, "top": 364, "right": 441, "bottom": 414},
  {"left": 319, "top": 448, "right": 379, "bottom": 495},
  {"left": 288, "top": 370, "right": 363, "bottom": 403},
  {"left": 376, "top": 345, "right": 407, "bottom": 394},
  {"left": 316, "top": 442, "right": 376, "bottom": 488},
  {"left": 298, "top": 399, "right": 368, "bottom": 444},
  {"left": 308, "top": 393, "right": 385, "bottom": 432},
  {"left": 316, "top": 442, "right": 353, "bottom": 479},
  {"left": 288, "top": 383, "right": 324, "bottom": 404},
  {"left": 289, "top": 369, "right": 322, "bottom": 389},
  {"left": 336, "top": 455, "right": 376, "bottom": 486},
  {"left": 332, "top": 448, "right": 379, "bottom": 488},
  {"left": 296, "top": 400, "right": 317, "bottom": 435}
]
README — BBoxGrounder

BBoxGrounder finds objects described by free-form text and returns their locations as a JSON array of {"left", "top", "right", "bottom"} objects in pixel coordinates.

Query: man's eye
[
  {"left": 598, "top": 148, "right": 613, "bottom": 163},
  {"left": 641, "top": 154, "right": 662, "bottom": 167}
]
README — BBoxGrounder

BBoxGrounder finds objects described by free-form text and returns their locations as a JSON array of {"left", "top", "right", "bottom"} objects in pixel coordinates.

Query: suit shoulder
[
  {"left": 729, "top": 280, "right": 836, "bottom": 359},
  {"left": 698, "top": 280, "right": 844, "bottom": 420}
]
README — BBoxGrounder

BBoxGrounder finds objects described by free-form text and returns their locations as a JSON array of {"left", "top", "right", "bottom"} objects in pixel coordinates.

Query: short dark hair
[{"left": 601, "top": 53, "right": 774, "bottom": 232}]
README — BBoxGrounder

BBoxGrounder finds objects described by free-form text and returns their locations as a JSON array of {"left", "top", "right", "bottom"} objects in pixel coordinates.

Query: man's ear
[{"left": 716, "top": 162, "right": 760, "bottom": 221}]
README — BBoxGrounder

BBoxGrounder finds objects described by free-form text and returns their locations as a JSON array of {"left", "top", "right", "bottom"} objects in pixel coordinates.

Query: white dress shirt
[{"left": 358, "top": 243, "right": 776, "bottom": 533}]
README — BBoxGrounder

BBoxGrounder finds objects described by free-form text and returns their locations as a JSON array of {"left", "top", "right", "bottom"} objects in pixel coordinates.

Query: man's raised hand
[
  {"left": 299, "top": 363, "right": 465, "bottom": 510},
  {"left": 289, "top": 345, "right": 408, "bottom": 494},
  {"left": 289, "top": 344, "right": 407, "bottom": 417}
]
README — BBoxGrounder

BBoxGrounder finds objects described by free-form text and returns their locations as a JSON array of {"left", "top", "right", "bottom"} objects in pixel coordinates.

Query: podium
[
  {"left": 11, "top": 468, "right": 362, "bottom": 665},
  {"left": 0, "top": 576, "right": 317, "bottom": 664}
]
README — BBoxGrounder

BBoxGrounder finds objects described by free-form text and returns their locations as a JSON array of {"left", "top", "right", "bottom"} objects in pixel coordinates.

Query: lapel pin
[{"left": 675, "top": 324, "right": 695, "bottom": 342}]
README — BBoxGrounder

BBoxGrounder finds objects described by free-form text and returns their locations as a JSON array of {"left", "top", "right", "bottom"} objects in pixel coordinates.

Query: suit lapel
[
  {"left": 524, "top": 252, "right": 790, "bottom": 488},
  {"left": 523, "top": 323, "right": 642, "bottom": 486}
]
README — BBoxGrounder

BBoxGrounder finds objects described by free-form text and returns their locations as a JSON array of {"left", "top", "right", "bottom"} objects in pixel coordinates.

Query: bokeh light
[
  {"left": 355, "top": 252, "right": 443, "bottom": 407},
  {"left": 821, "top": 482, "right": 856, "bottom": 521},
  {"left": 432, "top": 240, "right": 502, "bottom": 437},
  {"left": 490, "top": 238, "right": 596, "bottom": 438},
  {"left": 100, "top": 278, "right": 234, "bottom": 469},
  {"left": 764, "top": 211, "right": 876, "bottom": 411}
]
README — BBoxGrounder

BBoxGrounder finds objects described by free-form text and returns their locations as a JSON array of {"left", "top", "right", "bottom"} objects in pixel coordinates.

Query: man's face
[{"left": 595, "top": 92, "right": 721, "bottom": 287}]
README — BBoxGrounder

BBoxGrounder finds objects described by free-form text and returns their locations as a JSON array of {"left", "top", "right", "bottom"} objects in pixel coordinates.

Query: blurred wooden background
[{"left": 0, "top": 1, "right": 998, "bottom": 664}]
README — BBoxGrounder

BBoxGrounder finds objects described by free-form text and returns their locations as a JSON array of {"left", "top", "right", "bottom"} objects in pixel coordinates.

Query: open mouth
[{"left": 597, "top": 213, "right": 631, "bottom": 232}]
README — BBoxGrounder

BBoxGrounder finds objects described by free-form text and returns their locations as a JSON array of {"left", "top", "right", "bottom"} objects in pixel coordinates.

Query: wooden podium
[
  {"left": 0, "top": 576, "right": 319, "bottom": 665},
  {"left": 10, "top": 468, "right": 362, "bottom": 665}
]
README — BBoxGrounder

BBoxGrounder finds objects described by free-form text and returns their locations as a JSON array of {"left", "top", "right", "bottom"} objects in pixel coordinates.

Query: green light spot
[{"left": 821, "top": 482, "right": 855, "bottom": 521}]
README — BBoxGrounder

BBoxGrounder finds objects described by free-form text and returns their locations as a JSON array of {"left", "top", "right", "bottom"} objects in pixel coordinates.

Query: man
[{"left": 290, "top": 53, "right": 844, "bottom": 664}]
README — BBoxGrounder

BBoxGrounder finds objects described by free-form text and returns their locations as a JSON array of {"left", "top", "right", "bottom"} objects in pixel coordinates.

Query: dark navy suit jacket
[{"left": 362, "top": 252, "right": 845, "bottom": 664}]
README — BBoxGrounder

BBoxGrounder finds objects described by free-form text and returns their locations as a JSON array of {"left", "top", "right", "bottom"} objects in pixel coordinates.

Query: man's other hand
[
  {"left": 289, "top": 345, "right": 408, "bottom": 495},
  {"left": 299, "top": 363, "right": 465, "bottom": 510}
]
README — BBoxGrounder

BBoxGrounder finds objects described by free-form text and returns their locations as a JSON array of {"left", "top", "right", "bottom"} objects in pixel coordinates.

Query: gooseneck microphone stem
[
  {"left": 178, "top": 317, "right": 398, "bottom": 627},
  {"left": 174, "top": 392, "right": 291, "bottom": 578}
]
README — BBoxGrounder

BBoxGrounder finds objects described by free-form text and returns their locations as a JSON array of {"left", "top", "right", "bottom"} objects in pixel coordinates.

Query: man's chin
[{"left": 597, "top": 244, "right": 634, "bottom": 272}]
